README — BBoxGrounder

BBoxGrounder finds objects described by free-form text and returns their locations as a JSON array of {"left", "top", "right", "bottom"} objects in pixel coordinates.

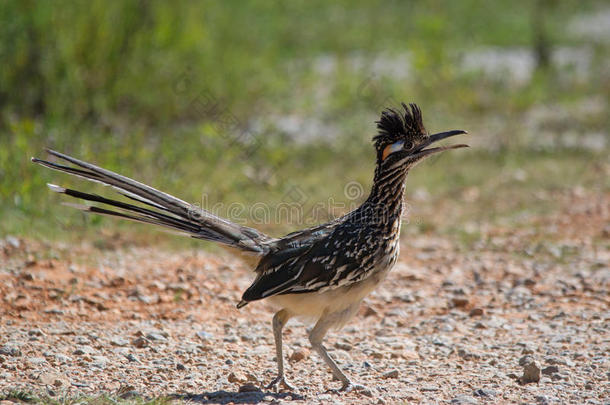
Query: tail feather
[{"left": 32, "top": 150, "right": 272, "bottom": 254}]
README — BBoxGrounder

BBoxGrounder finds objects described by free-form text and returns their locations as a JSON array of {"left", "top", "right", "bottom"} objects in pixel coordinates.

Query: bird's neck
[{"left": 361, "top": 165, "right": 409, "bottom": 225}]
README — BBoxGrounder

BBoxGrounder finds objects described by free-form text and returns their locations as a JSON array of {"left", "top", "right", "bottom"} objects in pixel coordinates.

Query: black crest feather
[{"left": 373, "top": 103, "right": 427, "bottom": 150}]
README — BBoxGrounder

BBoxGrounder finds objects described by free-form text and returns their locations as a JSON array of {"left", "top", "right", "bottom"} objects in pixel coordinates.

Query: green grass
[{"left": 1, "top": 1, "right": 609, "bottom": 246}]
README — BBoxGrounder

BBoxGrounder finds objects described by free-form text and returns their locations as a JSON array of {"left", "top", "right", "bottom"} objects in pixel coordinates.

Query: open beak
[{"left": 410, "top": 130, "right": 468, "bottom": 159}]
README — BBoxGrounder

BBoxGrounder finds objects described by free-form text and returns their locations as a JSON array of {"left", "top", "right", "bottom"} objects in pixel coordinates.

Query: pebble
[
  {"left": 73, "top": 346, "right": 95, "bottom": 355},
  {"left": 125, "top": 353, "right": 140, "bottom": 363},
  {"left": 28, "top": 357, "right": 47, "bottom": 366},
  {"left": 335, "top": 342, "right": 352, "bottom": 351},
  {"left": 0, "top": 345, "right": 21, "bottom": 357},
  {"left": 473, "top": 388, "right": 496, "bottom": 397},
  {"left": 542, "top": 365, "right": 559, "bottom": 375},
  {"left": 40, "top": 372, "right": 65, "bottom": 387},
  {"left": 28, "top": 328, "right": 44, "bottom": 336},
  {"left": 91, "top": 356, "right": 108, "bottom": 369},
  {"left": 110, "top": 337, "right": 129, "bottom": 347},
  {"left": 289, "top": 349, "right": 309, "bottom": 362},
  {"left": 518, "top": 355, "right": 541, "bottom": 384},
  {"left": 451, "top": 297, "right": 469, "bottom": 307},
  {"left": 545, "top": 356, "right": 573, "bottom": 366},
  {"left": 469, "top": 308, "right": 484, "bottom": 316},
  {"left": 228, "top": 372, "right": 245, "bottom": 383},
  {"left": 146, "top": 332, "right": 167, "bottom": 342},
  {"left": 43, "top": 308, "right": 64, "bottom": 315},
  {"left": 383, "top": 369, "right": 399, "bottom": 379},
  {"left": 238, "top": 383, "right": 260, "bottom": 393},
  {"left": 132, "top": 337, "right": 149, "bottom": 348},
  {"left": 196, "top": 330, "right": 214, "bottom": 341},
  {"left": 451, "top": 395, "right": 478, "bottom": 404},
  {"left": 54, "top": 354, "right": 72, "bottom": 364}
]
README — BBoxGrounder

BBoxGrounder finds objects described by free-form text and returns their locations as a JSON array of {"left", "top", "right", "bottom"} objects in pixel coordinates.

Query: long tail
[{"left": 31, "top": 149, "right": 272, "bottom": 254}]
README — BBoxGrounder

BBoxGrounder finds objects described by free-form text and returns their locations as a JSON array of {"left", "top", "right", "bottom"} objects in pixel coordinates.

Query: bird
[{"left": 32, "top": 103, "right": 467, "bottom": 392}]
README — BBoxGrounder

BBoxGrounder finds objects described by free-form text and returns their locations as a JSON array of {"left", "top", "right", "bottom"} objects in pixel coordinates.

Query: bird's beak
[{"left": 410, "top": 130, "right": 468, "bottom": 159}]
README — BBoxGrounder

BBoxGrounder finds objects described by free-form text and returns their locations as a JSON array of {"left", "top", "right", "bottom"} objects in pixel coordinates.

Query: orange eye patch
[{"left": 382, "top": 140, "right": 405, "bottom": 161}]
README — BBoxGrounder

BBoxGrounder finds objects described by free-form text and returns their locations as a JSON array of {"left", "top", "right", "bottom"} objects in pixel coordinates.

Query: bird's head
[{"left": 373, "top": 103, "right": 468, "bottom": 171}]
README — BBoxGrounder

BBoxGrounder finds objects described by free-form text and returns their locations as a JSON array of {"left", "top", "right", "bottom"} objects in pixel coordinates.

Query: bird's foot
[
  {"left": 327, "top": 381, "right": 372, "bottom": 396},
  {"left": 266, "top": 375, "right": 295, "bottom": 392}
]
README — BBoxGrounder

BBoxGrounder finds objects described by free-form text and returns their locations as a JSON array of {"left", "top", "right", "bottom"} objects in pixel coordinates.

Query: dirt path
[{"left": 1, "top": 192, "right": 608, "bottom": 404}]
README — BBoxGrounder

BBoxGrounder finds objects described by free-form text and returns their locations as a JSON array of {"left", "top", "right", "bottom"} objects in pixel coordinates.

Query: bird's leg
[
  {"left": 267, "top": 309, "right": 295, "bottom": 391},
  {"left": 309, "top": 315, "right": 369, "bottom": 394}
]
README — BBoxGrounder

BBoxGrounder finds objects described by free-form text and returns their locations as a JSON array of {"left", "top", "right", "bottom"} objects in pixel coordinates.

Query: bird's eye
[{"left": 403, "top": 141, "right": 414, "bottom": 150}]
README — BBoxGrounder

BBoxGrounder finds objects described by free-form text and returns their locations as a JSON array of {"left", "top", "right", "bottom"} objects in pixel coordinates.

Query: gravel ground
[{"left": 1, "top": 191, "right": 609, "bottom": 404}]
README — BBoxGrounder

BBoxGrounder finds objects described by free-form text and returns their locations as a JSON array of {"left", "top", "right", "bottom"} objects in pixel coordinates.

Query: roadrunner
[{"left": 32, "top": 103, "right": 467, "bottom": 392}]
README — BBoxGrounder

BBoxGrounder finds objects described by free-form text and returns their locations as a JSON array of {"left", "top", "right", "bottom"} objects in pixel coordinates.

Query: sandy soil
[{"left": 1, "top": 191, "right": 608, "bottom": 404}]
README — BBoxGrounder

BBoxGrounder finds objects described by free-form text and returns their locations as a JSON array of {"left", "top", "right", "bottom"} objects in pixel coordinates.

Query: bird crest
[{"left": 373, "top": 103, "right": 427, "bottom": 154}]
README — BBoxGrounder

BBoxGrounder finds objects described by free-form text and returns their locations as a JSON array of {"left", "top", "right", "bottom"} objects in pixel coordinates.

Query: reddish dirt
[{"left": 0, "top": 190, "right": 608, "bottom": 403}]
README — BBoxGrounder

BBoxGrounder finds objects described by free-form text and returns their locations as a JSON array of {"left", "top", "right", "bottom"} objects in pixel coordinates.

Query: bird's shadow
[{"left": 169, "top": 390, "right": 303, "bottom": 404}]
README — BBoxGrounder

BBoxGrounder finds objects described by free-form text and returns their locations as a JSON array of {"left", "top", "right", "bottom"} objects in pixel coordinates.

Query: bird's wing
[{"left": 241, "top": 222, "right": 378, "bottom": 303}]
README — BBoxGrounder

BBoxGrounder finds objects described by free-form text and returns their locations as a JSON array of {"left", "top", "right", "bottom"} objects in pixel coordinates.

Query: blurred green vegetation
[{"left": 1, "top": 0, "right": 608, "bottom": 247}]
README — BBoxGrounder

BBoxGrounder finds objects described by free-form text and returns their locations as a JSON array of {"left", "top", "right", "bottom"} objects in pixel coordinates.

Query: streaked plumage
[{"left": 32, "top": 102, "right": 467, "bottom": 392}]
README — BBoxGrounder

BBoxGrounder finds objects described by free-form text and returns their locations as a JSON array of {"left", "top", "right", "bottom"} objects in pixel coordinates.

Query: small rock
[
  {"left": 125, "top": 353, "right": 139, "bottom": 363},
  {"left": 370, "top": 351, "right": 384, "bottom": 359},
  {"left": 117, "top": 385, "right": 139, "bottom": 399},
  {"left": 289, "top": 349, "right": 309, "bottom": 362},
  {"left": 110, "top": 337, "right": 129, "bottom": 347},
  {"left": 364, "top": 306, "right": 378, "bottom": 317},
  {"left": 519, "top": 356, "right": 541, "bottom": 384},
  {"left": 28, "top": 357, "right": 47, "bottom": 366},
  {"left": 382, "top": 369, "right": 399, "bottom": 379},
  {"left": 545, "top": 356, "right": 572, "bottom": 366},
  {"left": 542, "top": 365, "right": 559, "bottom": 375},
  {"left": 458, "top": 348, "right": 481, "bottom": 360},
  {"left": 451, "top": 395, "right": 477, "bottom": 404},
  {"left": 228, "top": 372, "right": 246, "bottom": 383},
  {"left": 91, "top": 356, "right": 108, "bottom": 369},
  {"left": 519, "top": 355, "right": 534, "bottom": 366},
  {"left": 451, "top": 297, "right": 469, "bottom": 307},
  {"left": 0, "top": 344, "right": 21, "bottom": 357},
  {"left": 551, "top": 373, "right": 564, "bottom": 381},
  {"left": 43, "top": 308, "right": 64, "bottom": 315},
  {"left": 145, "top": 333, "right": 167, "bottom": 342},
  {"left": 196, "top": 331, "right": 214, "bottom": 341},
  {"left": 473, "top": 388, "right": 496, "bottom": 397},
  {"left": 335, "top": 342, "right": 352, "bottom": 351},
  {"left": 245, "top": 372, "right": 259, "bottom": 383},
  {"left": 54, "top": 354, "right": 72, "bottom": 364},
  {"left": 469, "top": 308, "right": 484, "bottom": 317},
  {"left": 73, "top": 346, "right": 95, "bottom": 355},
  {"left": 238, "top": 383, "right": 260, "bottom": 393},
  {"left": 132, "top": 337, "right": 149, "bottom": 348},
  {"left": 400, "top": 349, "right": 419, "bottom": 360},
  {"left": 40, "top": 372, "right": 65, "bottom": 387},
  {"left": 28, "top": 328, "right": 45, "bottom": 336}
]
